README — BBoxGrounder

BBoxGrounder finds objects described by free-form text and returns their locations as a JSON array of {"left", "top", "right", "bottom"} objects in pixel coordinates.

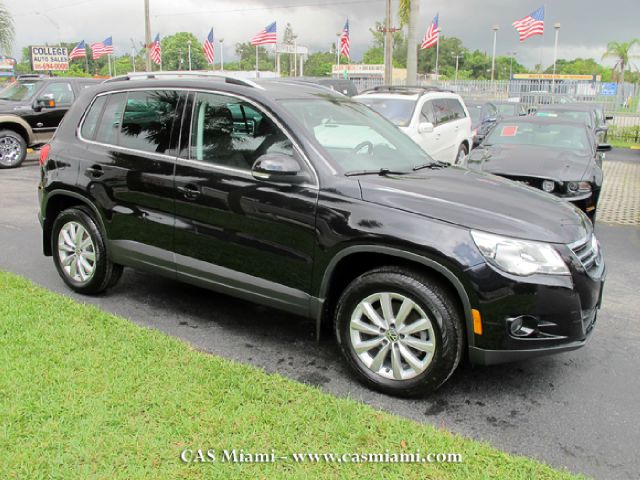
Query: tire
[
  {"left": 51, "top": 207, "right": 123, "bottom": 294},
  {"left": 0, "top": 129, "right": 27, "bottom": 169},
  {"left": 455, "top": 143, "right": 468, "bottom": 165},
  {"left": 334, "top": 266, "right": 464, "bottom": 397}
]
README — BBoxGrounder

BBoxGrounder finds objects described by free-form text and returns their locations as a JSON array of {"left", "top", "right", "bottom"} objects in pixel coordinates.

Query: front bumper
[{"left": 465, "top": 243, "right": 605, "bottom": 365}]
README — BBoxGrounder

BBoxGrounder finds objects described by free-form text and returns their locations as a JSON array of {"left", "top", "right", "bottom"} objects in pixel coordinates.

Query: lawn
[{"left": 0, "top": 271, "right": 586, "bottom": 479}]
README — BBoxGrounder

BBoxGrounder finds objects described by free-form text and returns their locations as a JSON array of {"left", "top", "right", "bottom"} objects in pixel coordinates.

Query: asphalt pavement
[{"left": 1, "top": 151, "right": 639, "bottom": 479}]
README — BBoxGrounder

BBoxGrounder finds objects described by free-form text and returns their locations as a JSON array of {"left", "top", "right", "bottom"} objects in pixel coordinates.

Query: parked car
[
  {"left": 0, "top": 74, "right": 101, "bottom": 168},
  {"left": 466, "top": 100, "right": 500, "bottom": 147},
  {"left": 465, "top": 117, "right": 609, "bottom": 221},
  {"left": 354, "top": 86, "right": 473, "bottom": 164},
  {"left": 39, "top": 72, "right": 605, "bottom": 396},
  {"left": 296, "top": 77, "right": 358, "bottom": 97},
  {"left": 533, "top": 103, "right": 609, "bottom": 143},
  {"left": 493, "top": 101, "right": 528, "bottom": 117}
]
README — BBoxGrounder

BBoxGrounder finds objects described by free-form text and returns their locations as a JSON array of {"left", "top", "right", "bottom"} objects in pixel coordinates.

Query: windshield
[
  {"left": 484, "top": 122, "right": 590, "bottom": 152},
  {"left": 468, "top": 106, "right": 482, "bottom": 124},
  {"left": 354, "top": 97, "right": 416, "bottom": 127},
  {"left": 496, "top": 104, "right": 516, "bottom": 116},
  {"left": 535, "top": 110, "right": 592, "bottom": 127},
  {"left": 279, "top": 97, "right": 431, "bottom": 172},
  {"left": 0, "top": 80, "right": 43, "bottom": 101}
]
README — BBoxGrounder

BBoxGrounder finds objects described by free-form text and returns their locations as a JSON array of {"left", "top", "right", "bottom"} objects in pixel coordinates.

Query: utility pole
[
  {"left": 552, "top": 23, "right": 561, "bottom": 95},
  {"left": 144, "top": 0, "right": 151, "bottom": 71},
  {"left": 453, "top": 53, "right": 462, "bottom": 83},
  {"left": 378, "top": 0, "right": 399, "bottom": 85},
  {"left": 490, "top": 25, "right": 499, "bottom": 82},
  {"left": 405, "top": 0, "right": 419, "bottom": 85},
  {"left": 219, "top": 38, "right": 224, "bottom": 71},
  {"left": 187, "top": 40, "right": 192, "bottom": 71}
]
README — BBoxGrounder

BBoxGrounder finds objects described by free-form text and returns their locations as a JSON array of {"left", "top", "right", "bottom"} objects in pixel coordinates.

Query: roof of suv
[{"left": 98, "top": 72, "right": 345, "bottom": 101}]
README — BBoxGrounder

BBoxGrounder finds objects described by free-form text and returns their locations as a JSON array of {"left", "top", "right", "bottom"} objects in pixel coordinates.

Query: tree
[
  {"left": 160, "top": 32, "right": 207, "bottom": 71},
  {"left": 234, "top": 42, "right": 274, "bottom": 71},
  {"left": 302, "top": 51, "right": 334, "bottom": 77},
  {"left": 363, "top": 22, "right": 407, "bottom": 67},
  {"left": 0, "top": 1, "right": 14, "bottom": 55},
  {"left": 602, "top": 40, "right": 640, "bottom": 85}
]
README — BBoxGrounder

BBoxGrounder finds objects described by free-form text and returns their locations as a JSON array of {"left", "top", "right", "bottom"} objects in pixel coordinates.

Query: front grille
[{"left": 569, "top": 235, "right": 600, "bottom": 272}]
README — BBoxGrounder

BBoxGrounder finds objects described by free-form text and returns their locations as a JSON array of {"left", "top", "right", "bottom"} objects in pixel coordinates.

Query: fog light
[
  {"left": 542, "top": 180, "right": 555, "bottom": 192},
  {"left": 508, "top": 316, "right": 538, "bottom": 337}
]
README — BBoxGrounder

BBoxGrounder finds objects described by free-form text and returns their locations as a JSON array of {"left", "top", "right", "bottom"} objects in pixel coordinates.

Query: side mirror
[
  {"left": 605, "top": 115, "right": 614, "bottom": 121},
  {"left": 418, "top": 122, "right": 434, "bottom": 134},
  {"left": 35, "top": 97, "right": 56, "bottom": 109},
  {"left": 597, "top": 143, "right": 612, "bottom": 152},
  {"left": 485, "top": 117, "right": 497, "bottom": 124},
  {"left": 251, "top": 153, "right": 305, "bottom": 183}
]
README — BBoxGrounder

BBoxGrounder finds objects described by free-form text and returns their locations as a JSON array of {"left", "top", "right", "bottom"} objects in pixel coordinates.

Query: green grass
[
  {"left": 0, "top": 271, "right": 586, "bottom": 479},
  {"left": 608, "top": 138, "right": 640, "bottom": 149}
]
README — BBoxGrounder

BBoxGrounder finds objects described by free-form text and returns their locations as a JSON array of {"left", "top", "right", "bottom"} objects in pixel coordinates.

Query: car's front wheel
[
  {"left": 52, "top": 207, "right": 123, "bottom": 294},
  {"left": 335, "top": 266, "right": 464, "bottom": 397},
  {"left": 0, "top": 129, "right": 27, "bottom": 169}
]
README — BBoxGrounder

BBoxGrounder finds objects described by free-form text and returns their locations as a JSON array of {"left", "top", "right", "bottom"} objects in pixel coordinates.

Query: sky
[{"left": 6, "top": 0, "right": 640, "bottom": 69}]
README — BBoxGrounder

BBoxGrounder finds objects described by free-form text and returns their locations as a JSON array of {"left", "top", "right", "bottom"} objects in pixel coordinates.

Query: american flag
[
  {"left": 421, "top": 14, "right": 440, "bottom": 49},
  {"left": 203, "top": 28, "right": 215, "bottom": 64},
  {"left": 69, "top": 40, "right": 86, "bottom": 60},
  {"left": 340, "top": 19, "right": 350, "bottom": 59},
  {"left": 150, "top": 33, "right": 161, "bottom": 66},
  {"left": 91, "top": 36, "right": 113, "bottom": 60},
  {"left": 251, "top": 21, "right": 277, "bottom": 46},
  {"left": 512, "top": 6, "right": 545, "bottom": 42}
]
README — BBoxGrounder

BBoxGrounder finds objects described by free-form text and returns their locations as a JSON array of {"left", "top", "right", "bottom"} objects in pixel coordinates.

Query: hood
[
  {"left": 358, "top": 166, "right": 591, "bottom": 244},
  {"left": 0, "top": 99, "right": 31, "bottom": 112},
  {"left": 467, "top": 144, "right": 591, "bottom": 182}
]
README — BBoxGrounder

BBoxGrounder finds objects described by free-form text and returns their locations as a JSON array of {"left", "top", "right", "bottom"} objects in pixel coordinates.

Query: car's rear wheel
[
  {"left": 52, "top": 207, "right": 123, "bottom": 294},
  {"left": 0, "top": 130, "right": 27, "bottom": 169},
  {"left": 455, "top": 143, "right": 468, "bottom": 164},
  {"left": 335, "top": 266, "right": 464, "bottom": 397}
]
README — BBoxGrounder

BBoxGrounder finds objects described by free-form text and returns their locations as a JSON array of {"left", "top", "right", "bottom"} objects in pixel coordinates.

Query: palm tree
[
  {"left": 0, "top": 1, "right": 14, "bottom": 55},
  {"left": 602, "top": 39, "right": 640, "bottom": 86},
  {"left": 399, "top": 0, "right": 419, "bottom": 85}
]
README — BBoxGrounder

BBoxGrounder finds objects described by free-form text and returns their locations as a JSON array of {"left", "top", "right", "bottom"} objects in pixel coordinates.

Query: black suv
[
  {"left": 38, "top": 73, "right": 606, "bottom": 396},
  {"left": 0, "top": 74, "right": 100, "bottom": 168}
]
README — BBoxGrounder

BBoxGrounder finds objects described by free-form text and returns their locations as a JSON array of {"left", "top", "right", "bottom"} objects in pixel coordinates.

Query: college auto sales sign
[{"left": 31, "top": 46, "right": 69, "bottom": 71}]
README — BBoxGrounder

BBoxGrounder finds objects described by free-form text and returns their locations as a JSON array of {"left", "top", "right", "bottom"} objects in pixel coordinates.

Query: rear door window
[
  {"left": 432, "top": 99, "right": 453, "bottom": 125},
  {"left": 94, "top": 93, "right": 127, "bottom": 145},
  {"left": 119, "top": 90, "right": 181, "bottom": 154},
  {"left": 80, "top": 95, "right": 108, "bottom": 140},
  {"left": 446, "top": 99, "right": 467, "bottom": 120}
]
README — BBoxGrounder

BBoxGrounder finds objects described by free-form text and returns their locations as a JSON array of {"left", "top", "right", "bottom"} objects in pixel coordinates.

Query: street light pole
[
  {"left": 384, "top": 0, "right": 393, "bottom": 84},
  {"left": 144, "top": 0, "right": 151, "bottom": 71},
  {"left": 293, "top": 35, "right": 298, "bottom": 77},
  {"left": 187, "top": 40, "right": 192, "bottom": 71},
  {"left": 552, "top": 23, "right": 561, "bottom": 94},
  {"left": 490, "top": 25, "right": 499, "bottom": 82},
  {"left": 219, "top": 38, "right": 224, "bottom": 71},
  {"left": 453, "top": 53, "right": 462, "bottom": 83}
]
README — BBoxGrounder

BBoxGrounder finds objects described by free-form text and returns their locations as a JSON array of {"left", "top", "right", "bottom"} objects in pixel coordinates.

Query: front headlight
[{"left": 471, "top": 230, "right": 570, "bottom": 276}]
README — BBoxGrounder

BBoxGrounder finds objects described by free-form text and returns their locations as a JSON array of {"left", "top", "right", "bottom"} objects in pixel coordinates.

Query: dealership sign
[{"left": 31, "top": 46, "right": 69, "bottom": 71}]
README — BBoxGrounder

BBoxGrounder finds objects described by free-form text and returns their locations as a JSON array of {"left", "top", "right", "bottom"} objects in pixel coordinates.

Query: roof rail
[
  {"left": 103, "top": 71, "right": 264, "bottom": 90},
  {"left": 360, "top": 85, "right": 452, "bottom": 95}
]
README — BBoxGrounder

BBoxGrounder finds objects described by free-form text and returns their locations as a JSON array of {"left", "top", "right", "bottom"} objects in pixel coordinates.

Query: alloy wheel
[
  {"left": 0, "top": 136, "right": 23, "bottom": 167},
  {"left": 349, "top": 292, "right": 436, "bottom": 380},
  {"left": 57, "top": 221, "right": 97, "bottom": 283}
]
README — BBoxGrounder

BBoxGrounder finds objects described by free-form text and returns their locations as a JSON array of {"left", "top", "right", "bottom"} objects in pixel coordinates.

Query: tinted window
[
  {"left": 190, "top": 92, "right": 293, "bottom": 169},
  {"left": 432, "top": 99, "right": 456, "bottom": 125},
  {"left": 485, "top": 122, "right": 590, "bottom": 152},
  {"left": 0, "top": 80, "right": 43, "bottom": 101},
  {"left": 40, "top": 82, "right": 74, "bottom": 105},
  {"left": 94, "top": 93, "right": 127, "bottom": 145},
  {"left": 120, "top": 90, "right": 181, "bottom": 154},
  {"left": 80, "top": 95, "right": 108, "bottom": 140},
  {"left": 421, "top": 101, "right": 436, "bottom": 124},
  {"left": 447, "top": 99, "right": 467, "bottom": 120}
]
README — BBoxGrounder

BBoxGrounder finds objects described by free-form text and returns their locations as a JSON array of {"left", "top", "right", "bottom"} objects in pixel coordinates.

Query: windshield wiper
[
  {"left": 344, "top": 168, "right": 409, "bottom": 177},
  {"left": 412, "top": 160, "right": 450, "bottom": 171}
]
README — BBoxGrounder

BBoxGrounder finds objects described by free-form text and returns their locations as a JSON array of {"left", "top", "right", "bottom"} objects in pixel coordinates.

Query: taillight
[{"left": 39, "top": 144, "right": 51, "bottom": 166}]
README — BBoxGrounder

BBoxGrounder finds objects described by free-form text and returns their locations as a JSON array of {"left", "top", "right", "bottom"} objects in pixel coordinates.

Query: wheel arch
[
  {"left": 42, "top": 190, "right": 106, "bottom": 256},
  {"left": 316, "top": 245, "right": 473, "bottom": 343},
  {"left": 0, "top": 117, "right": 34, "bottom": 145}
]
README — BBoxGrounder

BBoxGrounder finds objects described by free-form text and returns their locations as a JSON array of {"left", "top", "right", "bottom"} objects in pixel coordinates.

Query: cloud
[{"left": 7, "top": 0, "right": 639, "bottom": 68}]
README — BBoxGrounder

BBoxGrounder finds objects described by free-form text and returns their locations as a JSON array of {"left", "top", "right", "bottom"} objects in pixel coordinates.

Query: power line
[
  {"left": 14, "top": 0, "right": 100, "bottom": 16},
  {"left": 153, "top": 0, "right": 383, "bottom": 18}
]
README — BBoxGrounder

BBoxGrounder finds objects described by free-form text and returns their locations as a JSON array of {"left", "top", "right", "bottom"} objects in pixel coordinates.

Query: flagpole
[
  {"left": 85, "top": 51, "right": 89, "bottom": 75},
  {"left": 256, "top": 45, "right": 259, "bottom": 77},
  {"left": 435, "top": 35, "right": 440, "bottom": 79},
  {"left": 108, "top": 54, "right": 112, "bottom": 77}
]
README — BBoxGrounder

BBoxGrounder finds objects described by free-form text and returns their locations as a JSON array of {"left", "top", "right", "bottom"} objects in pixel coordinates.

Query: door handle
[
  {"left": 86, "top": 165, "right": 104, "bottom": 178},
  {"left": 177, "top": 184, "right": 201, "bottom": 200}
]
